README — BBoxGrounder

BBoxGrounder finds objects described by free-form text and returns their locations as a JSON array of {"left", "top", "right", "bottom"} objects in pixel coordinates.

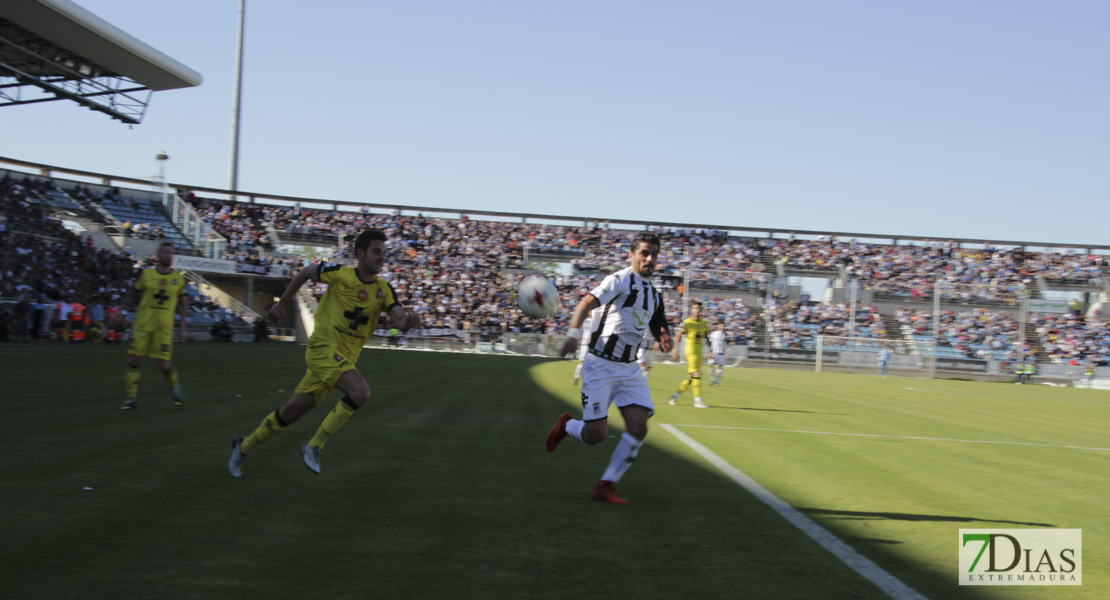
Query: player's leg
[
  {"left": 670, "top": 355, "right": 702, "bottom": 405},
  {"left": 229, "top": 390, "right": 316, "bottom": 477},
  {"left": 547, "top": 356, "right": 611, "bottom": 451},
  {"left": 241, "top": 391, "right": 317, "bottom": 453},
  {"left": 669, "top": 374, "right": 692, "bottom": 404},
  {"left": 305, "top": 368, "right": 370, "bottom": 454},
  {"left": 122, "top": 331, "right": 149, "bottom": 409},
  {"left": 155, "top": 358, "right": 185, "bottom": 406},
  {"left": 595, "top": 376, "right": 653, "bottom": 504},
  {"left": 237, "top": 366, "right": 323, "bottom": 457},
  {"left": 148, "top": 331, "right": 184, "bottom": 405},
  {"left": 689, "top": 357, "right": 705, "bottom": 407}
]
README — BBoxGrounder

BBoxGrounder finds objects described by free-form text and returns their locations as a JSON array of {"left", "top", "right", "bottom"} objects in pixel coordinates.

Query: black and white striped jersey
[{"left": 585, "top": 267, "right": 668, "bottom": 363}]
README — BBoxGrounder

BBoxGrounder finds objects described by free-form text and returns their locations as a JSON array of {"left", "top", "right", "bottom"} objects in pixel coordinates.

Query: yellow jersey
[
  {"left": 312, "top": 263, "right": 399, "bottom": 362},
  {"left": 681, "top": 317, "right": 709, "bottom": 355},
  {"left": 132, "top": 268, "right": 186, "bottom": 333}
]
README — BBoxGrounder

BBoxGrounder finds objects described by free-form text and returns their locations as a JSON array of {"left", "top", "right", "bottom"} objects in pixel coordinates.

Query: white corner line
[{"left": 660, "top": 423, "right": 928, "bottom": 600}]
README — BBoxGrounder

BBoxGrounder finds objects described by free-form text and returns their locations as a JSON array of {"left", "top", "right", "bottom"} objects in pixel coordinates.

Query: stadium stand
[{"left": 2, "top": 161, "right": 1108, "bottom": 369}]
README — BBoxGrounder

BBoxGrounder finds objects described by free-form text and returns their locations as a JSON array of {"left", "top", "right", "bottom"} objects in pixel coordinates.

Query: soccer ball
[{"left": 518, "top": 275, "right": 559, "bottom": 319}]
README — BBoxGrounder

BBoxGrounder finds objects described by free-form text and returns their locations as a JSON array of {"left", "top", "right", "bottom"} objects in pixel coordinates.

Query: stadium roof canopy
[{"left": 0, "top": 0, "right": 202, "bottom": 124}]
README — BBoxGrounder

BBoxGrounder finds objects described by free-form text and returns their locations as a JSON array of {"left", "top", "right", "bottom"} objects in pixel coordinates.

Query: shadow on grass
[{"left": 800, "top": 508, "right": 1054, "bottom": 527}]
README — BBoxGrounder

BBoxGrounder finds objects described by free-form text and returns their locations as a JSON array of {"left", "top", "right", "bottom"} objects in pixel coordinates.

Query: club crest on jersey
[
  {"left": 171, "top": 279, "right": 178, "bottom": 285},
  {"left": 333, "top": 354, "right": 344, "bottom": 363},
  {"left": 376, "top": 289, "right": 383, "bottom": 299},
  {"left": 357, "top": 289, "right": 369, "bottom": 302}
]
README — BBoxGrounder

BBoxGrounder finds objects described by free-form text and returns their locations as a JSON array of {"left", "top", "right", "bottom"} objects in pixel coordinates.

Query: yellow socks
[
  {"left": 307, "top": 397, "right": 359, "bottom": 449},
  {"left": 241, "top": 409, "right": 288, "bottom": 455},
  {"left": 125, "top": 366, "right": 141, "bottom": 398},
  {"left": 163, "top": 367, "right": 179, "bottom": 389}
]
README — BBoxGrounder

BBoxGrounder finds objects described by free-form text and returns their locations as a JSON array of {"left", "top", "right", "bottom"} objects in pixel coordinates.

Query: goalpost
[{"left": 815, "top": 335, "right": 937, "bottom": 378}]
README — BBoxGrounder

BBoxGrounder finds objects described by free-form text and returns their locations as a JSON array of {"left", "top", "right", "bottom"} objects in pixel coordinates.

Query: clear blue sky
[{"left": 6, "top": 0, "right": 1108, "bottom": 246}]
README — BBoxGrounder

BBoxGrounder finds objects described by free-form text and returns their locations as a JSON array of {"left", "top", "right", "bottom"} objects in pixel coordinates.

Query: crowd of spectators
[
  {"left": 895, "top": 307, "right": 1022, "bottom": 360},
  {"left": 1034, "top": 313, "right": 1110, "bottom": 365},
  {"left": 763, "top": 300, "right": 886, "bottom": 349},
  {"left": 763, "top": 236, "right": 1104, "bottom": 304},
  {"left": 5, "top": 176, "right": 1110, "bottom": 364}
]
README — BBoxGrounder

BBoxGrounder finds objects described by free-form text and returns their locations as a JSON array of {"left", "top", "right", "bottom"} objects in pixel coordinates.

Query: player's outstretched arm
[
  {"left": 561, "top": 295, "right": 600, "bottom": 358},
  {"left": 388, "top": 304, "right": 422, "bottom": 332},
  {"left": 269, "top": 263, "right": 319, "bottom": 322}
]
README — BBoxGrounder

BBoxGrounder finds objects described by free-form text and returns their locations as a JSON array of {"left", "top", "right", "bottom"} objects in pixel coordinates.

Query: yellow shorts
[
  {"left": 685, "top": 353, "right": 703, "bottom": 374},
  {"left": 128, "top": 330, "right": 174, "bottom": 361},
  {"left": 294, "top": 344, "right": 358, "bottom": 405}
]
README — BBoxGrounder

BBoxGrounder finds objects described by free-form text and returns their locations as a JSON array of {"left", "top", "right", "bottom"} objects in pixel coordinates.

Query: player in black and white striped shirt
[{"left": 546, "top": 232, "right": 674, "bottom": 504}]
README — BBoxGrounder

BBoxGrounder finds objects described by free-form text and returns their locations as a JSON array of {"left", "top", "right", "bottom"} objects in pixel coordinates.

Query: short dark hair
[
  {"left": 158, "top": 241, "right": 174, "bottom": 250},
  {"left": 354, "top": 229, "right": 387, "bottom": 254},
  {"left": 630, "top": 232, "right": 660, "bottom": 253},
  {"left": 691, "top": 301, "right": 703, "bottom": 309}
]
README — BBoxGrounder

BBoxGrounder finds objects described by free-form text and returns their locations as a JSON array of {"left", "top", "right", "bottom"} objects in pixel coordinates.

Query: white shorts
[
  {"left": 580, "top": 354, "right": 655, "bottom": 422},
  {"left": 636, "top": 347, "right": 654, "bottom": 367},
  {"left": 711, "top": 352, "right": 726, "bottom": 366}
]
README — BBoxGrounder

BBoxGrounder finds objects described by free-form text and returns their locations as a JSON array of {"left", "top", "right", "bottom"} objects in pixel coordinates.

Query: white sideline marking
[
  {"left": 671, "top": 424, "right": 1110, "bottom": 452},
  {"left": 661, "top": 424, "right": 928, "bottom": 600}
]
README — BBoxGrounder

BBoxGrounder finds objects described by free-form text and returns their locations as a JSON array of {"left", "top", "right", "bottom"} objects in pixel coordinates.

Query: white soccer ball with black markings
[{"left": 517, "top": 275, "right": 559, "bottom": 319}]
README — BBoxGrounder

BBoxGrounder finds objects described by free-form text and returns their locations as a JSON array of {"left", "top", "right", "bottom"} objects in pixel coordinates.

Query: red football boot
[
  {"left": 545, "top": 412, "right": 573, "bottom": 452},
  {"left": 591, "top": 480, "right": 628, "bottom": 504}
]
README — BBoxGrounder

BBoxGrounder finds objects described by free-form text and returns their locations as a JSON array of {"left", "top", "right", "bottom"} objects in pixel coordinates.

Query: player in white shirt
[
  {"left": 707, "top": 322, "right": 728, "bottom": 385},
  {"left": 546, "top": 233, "right": 674, "bottom": 504}
]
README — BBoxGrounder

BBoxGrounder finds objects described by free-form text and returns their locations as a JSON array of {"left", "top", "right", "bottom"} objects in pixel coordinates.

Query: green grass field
[{"left": 2, "top": 342, "right": 1106, "bottom": 599}]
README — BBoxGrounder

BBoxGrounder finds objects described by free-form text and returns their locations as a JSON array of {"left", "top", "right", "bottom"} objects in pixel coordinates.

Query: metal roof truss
[{"left": 0, "top": 18, "right": 150, "bottom": 124}]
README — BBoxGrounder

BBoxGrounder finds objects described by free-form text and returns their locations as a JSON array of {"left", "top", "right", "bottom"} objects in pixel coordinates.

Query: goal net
[{"left": 815, "top": 335, "right": 937, "bottom": 378}]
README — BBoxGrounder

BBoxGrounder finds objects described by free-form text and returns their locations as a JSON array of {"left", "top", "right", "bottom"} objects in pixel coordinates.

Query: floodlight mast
[
  {"left": 227, "top": 0, "right": 246, "bottom": 200},
  {"left": 156, "top": 151, "right": 170, "bottom": 208}
]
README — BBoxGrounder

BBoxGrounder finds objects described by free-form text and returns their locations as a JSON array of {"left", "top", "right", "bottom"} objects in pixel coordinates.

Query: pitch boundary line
[
  {"left": 661, "top": 424, "right": 928, "bottom": 600},
  {"left": 668, "top": 424, "right": 1110, "bottom": 452}
]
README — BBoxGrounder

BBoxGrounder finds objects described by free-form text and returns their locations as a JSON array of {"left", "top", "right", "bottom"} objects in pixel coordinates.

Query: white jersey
[
  {"left": 708, "top": 330, "right": 727, "bottom": 355},
  {"left": 585, "top": 267, "right": 667, "bottom": 364}
]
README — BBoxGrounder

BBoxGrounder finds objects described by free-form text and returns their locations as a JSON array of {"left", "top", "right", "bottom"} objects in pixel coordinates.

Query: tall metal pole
[
  {"left": 682, "top": 270, "right": 691, "bottom": 319},
  {"left": 228, "top": 0, "right": 246, "bottom": 199},
  {"left": 848, "top": 278, "right": 857, "bottom": 336},
  {"left": 931, "top": 278, "right": 941, "bottom": 379},
  {"left": 1017, "top": 285, "right": 1029, "bottom": 364}
]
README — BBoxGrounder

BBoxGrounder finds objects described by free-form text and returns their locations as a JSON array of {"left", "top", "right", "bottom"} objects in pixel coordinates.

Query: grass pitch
[{"left": 1, "top": 342, "right": 1106, "bottom": 599}]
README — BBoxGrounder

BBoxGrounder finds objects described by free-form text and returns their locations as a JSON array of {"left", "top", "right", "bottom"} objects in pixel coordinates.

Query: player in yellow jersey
[
  {"left": 668, "top": 301, "right": 709, "bottom": 408},
  {"left": 228, "top": 229, "right": 423, "bottom": 477},
  {"left": 121, "top": 241, "right": 189, "bottom": 410}
]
